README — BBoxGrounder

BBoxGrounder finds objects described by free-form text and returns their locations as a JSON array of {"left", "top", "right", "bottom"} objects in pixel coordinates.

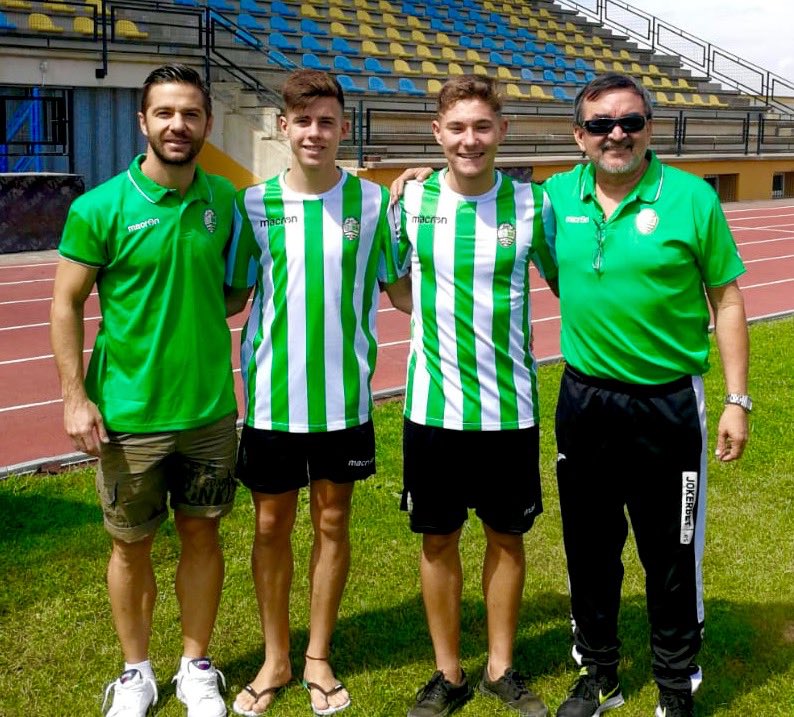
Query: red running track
[{"left": 2, "top": 201, "right": 793, "bottom": 472}]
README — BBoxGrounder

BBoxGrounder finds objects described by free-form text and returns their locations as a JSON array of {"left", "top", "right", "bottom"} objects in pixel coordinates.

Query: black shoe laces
[
  {"left": 659, "top": 691, "right": 693, "bottom": 716},
  {"left": 417, "top": 672, "right": 450, "bottom": 703},
  {"left": 498, "top": 669, "right": 529, "bottom": 699}
]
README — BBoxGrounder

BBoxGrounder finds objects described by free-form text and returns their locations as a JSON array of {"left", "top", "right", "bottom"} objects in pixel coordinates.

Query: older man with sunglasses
[{"left": 544, "top": 73, "right": 750, "bottom": 717}]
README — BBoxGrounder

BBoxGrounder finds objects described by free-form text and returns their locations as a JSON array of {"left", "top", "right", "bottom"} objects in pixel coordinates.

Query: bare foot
[
  {"left": 234, "top": 659, "right": 291, "bottom": 715},
  {"left": 303, "top": 656, "right": 350, "bottom": 713}
]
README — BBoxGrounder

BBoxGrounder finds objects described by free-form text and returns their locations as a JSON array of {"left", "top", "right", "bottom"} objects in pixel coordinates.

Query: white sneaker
[
  {"left": 173, "top": 657, "right": 227, "bottom": 717},
  {"left": 102, "top": 669, "right": 158, "bottom": 717}
]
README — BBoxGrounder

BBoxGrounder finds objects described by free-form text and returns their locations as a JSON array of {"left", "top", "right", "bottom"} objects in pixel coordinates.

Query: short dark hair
[
  {"left": 437, "top": 75, "right": 503, "bottom": 116},
  {"left": 141, "top": 64, "right": 211, "bottom": 116},
  {"left": 573, "top": 72, "right": 653, "bottom": 125},
  {"left": 281, "top": 69, "right": 345, "bottom": 113}
]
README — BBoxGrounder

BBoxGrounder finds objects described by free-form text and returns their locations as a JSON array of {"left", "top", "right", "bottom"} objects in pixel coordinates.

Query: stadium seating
[
  {"left": 28, "top": 12, "right": 63, "bottom": 32},
  {"left": 369, "top": 76, "right": 397, "bottom": 94},
  {"left": 398, "top": 77, "right": 425, "bottom": 95},
  {"left": 0, "top": 10, "right": 15, "bottom": 29},
  {"left": 302, "top": 53, "right": 331, "bottom": 71},
  {"left": 73, "top": 15, "right": 94, "bottom": 35},
  {"left": 338, "top": 74, "right": 366, "bottom": 93}
]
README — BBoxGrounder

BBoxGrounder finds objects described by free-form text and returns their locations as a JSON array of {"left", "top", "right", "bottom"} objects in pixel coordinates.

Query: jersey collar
[
  {"left": 579, "top": 150, "right": 664, "bottom": 206},
  {"left": 126, "top": 154, "right": 213, "bottom": 205}
]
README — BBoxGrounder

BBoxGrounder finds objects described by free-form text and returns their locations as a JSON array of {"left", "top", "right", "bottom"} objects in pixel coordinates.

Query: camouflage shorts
[{"left": 96, "top": 412, "right": 238, "bottom": 542}]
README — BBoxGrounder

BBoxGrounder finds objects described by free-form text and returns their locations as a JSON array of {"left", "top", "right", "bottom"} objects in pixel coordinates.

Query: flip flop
[
  {"left": 232, "top": 682, "right": 288, "bottom": 716},
  {"left": 302, "top": 679, "right": 351, "bottom": 716}
]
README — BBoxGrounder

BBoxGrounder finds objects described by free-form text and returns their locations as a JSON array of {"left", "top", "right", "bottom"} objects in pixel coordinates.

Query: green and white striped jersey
[
  {"left": 226, "top": 170, "right": 402, "bottom": 432},
  {"left": 399, "top": 170, "right": 557, "bottom": 431}
]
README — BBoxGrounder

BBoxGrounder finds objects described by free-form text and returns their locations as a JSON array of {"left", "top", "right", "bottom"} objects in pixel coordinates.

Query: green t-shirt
[
  {"left": 544, "top": 151, "right": 745, "bottom": 384},
  {"left": 58, "top": 155, "right": 237, "bottom": 431}
]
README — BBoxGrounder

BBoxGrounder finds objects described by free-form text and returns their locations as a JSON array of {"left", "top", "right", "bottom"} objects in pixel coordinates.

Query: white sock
[{"left": 125, "top": 660, "right": 155, "bottom": 681}]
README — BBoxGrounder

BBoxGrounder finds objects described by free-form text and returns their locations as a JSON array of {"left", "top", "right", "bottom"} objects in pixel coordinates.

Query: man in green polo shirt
[
  {"left": 50, "top": 64, "right": 236, "bottom": 717},
  {"left": 545, "top": 73, "right": 749, "bottom": 717}
]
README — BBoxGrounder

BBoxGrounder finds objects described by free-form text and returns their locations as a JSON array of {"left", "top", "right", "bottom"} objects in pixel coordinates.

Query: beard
[
  {"left": 147, "top": 133, "right": 204, "bottom": 166},
  {"left": 595, "top": 141, "right": 646, "bottom": 176}
]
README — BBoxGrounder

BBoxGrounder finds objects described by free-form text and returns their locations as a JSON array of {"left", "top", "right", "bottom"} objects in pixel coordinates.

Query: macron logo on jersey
[
  {"left": 565, "top": 216, "right": 590, "bottom": 224},
  {"left": 127, "top": 217, "right": 160, "bottom": 233},
  {"left": 412, "top": 215, "right": 448, "bottom": 224},
  {"left": 260, "top": 216, "right": 298, "bottom": 227}
]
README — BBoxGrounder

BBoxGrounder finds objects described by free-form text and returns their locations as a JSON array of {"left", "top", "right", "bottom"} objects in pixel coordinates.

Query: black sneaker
[
  {"left": 479, "top": 667, "right": 548, "bottom": 716},
  {"left": 556, "top": 666, "right": 624, "bottom": 717},
  {"left": 655, "top": 689, "right": 694, "bottom": 717},
  {"left": 408, "top": 670, "right": 473, "bottom": 717}
]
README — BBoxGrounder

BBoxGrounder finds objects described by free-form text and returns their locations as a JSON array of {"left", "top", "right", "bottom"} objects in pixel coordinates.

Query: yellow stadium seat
[
  {"left": 527, "top": 17, "right": 541, "bottom": 30},
  {"left": 497, "top": 66, "right": 518, "bottom": 81},
  {"left": 601, "top": 48, "right": 616, "bottom": 60},
  {"left": 427, "top": 78, "right": 443, "bottom": 94},
  {"left": 564, "top": 21, "right": 577, "bottom": 31},
  {"left": 676, "top": 77, "right": 694, "bottom": 90},
  {"left": 330, "top": 21, "right": 350, "bottom": 36},
  {"left": 328, "top": 0, "right": 343, "bottom": 4},
  {"left": 394, "top": 58, "right": 417, "bottom": 74},
  {"left": 501, "top": 2, "right": 515, "bottom": 12},
  {"left": 630, "top": 62, "right": 645, "bottom": 76},
  {"left": 379, "top": 0, "right": 396, "bottom": 10},
  {"left": 691, "top": 93, "right": 708, "bottom": 107},
  {"left": 436, "top": 32, "right": 453, "bottom": 47},
  {"left": 0, "top": 0, "right": 31, "bottom": 8},
  {"left": 641, "top": 76, "right": 656, "bottom": 89},
  {"left": 656, "top": 91, "right": 672, "bottom": 105},
  {"left": 673, "top": 92, "right": 695, "bottom": 106},
  {"left": 536, "top": 29, "right": 551, "bottom": 42},
  {"left": 448, "top": 62, "right": 464, "bottom": 75},
  {"left": 565, "top": 45, "right": 581, "bottom": 57},
  {"left": 473, "top": 64, "right": 489, "bottom": 76},
  {"left": 386, "top": 26, "right": 404, "bottom": 40},
  {"left": 648, "top": 64, "right": 662, "bottom": 75},
  {"left": 531, "top": 84, "right": 554, "bottom": 100},
  {"left": 301, "top": 4, "right": 320, "bottom": 18},
  {"left": 362, "top": 39, "right": 385, "bottom": 56},
  {"left": 619, "top": 49, "right": 632, "bottom": 60},
  {"left": 658, "top": 76, "right": 674, "bottom": 89},
  {"left": 421, "top": 60, "right": 442, "bottom": 76},
  {"left": 28, "top": 12, "right": 63, "bottom": 32},
  {"left": 547, "top": 19, "right": 559, "bottom": 30},
  {"left": 410, "top": 29, "right": 427, "bottom": 43},
  {"left": 360, "top": 23, "right": 383, "bottom": 39},
  {"left": 417, "top": 44, "right": 439, "bottom": 59},
  {"left": 466, "top": 49, "right": 483, "bottom": 62},
  {"left": 115, "top": 18, "right": 147, "bottom": 39},
  {"left": 43, "top": 2, "right": 75, "bottom": 13},
  {"left": 594, "top": 59, "right": 609, "bottom": 73},
  {"left": 612, "top": 61, "right": 626, "bottom": 72},
  {"left": 483, "top": 0, "right": 496, "bottom": 10},
  {"left": 330, "top": 7, "right": 352, "bottom": 21},
  {"left": 506, "top": 83, "right": 529, "bottom": 99},
  {"left": 389, "top": 41, "right": 411, "bottom": 57},
  {"left": 708, "top": 94, "right": 728, "bottom": 107},
  {"left": 382, "top": 12, "right": 399, "bottom": 26},
  {"left": 573, "top": 33, "right": 592, "bottom": 46},
  {"left": 407, "top": 15, "right": 426, "bottom": 29},
  {"left": 354, "top": 0, "right": 373, "bottom": 7},
  {"left": 592, "top": 35, "right": 605, "bottom": 46},
  {"left": 73, "top": 15, "right": 94, "bottom": 34},
  {"left": 539, "top": 7, "right": 551, "bottom": 18},
  {"left": 356, "top": 9, "right": 374, "bottom": 23},
  {"left": 441, "top": 46, "right": 461, "bottom": 61}
]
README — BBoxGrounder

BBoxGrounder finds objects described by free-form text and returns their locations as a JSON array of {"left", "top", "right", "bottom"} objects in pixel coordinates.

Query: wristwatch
[{"left": 725, "top": 394, "right": 753, "bottom": 413}]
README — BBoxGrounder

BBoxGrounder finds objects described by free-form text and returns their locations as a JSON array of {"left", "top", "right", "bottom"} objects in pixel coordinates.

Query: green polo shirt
[
  {"left": 544, "top": 151, "right": 745, "bottom": 384},
  {"left": 59, "top": 155, "right": 237, "bottom": 432}
]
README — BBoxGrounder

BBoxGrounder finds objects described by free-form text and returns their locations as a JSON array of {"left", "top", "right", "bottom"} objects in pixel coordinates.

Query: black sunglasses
[{"left": 579, "top": 114, "right": 649, "bottom": 135}]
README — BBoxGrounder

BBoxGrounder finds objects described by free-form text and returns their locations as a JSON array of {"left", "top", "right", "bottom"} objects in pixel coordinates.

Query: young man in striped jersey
[
  {"left": 224, "top": 70, "right": 410, "bottom": 717},
  {"left": 398, "top": 76, "right": 558, "bottom": 717}
]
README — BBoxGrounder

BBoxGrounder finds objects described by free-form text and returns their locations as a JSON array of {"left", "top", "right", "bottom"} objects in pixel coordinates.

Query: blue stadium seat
[
  {"left": 515, "top": 27, "right": 534, "bottom": 40},
  {"left": 504, "top": 39, "right": 521, "bottom": 52},
  {"left": 338, "top": 75, "right": 365, "bottom": 93},
  {"left": 544, "top": 42, "right": 561, "bottom": 55},
  {"left": 482, "top": 37, "right": 501, "bottom": 50},
  {"left": 533, "top": 55, "right": 552, "bottom": 69},
  {"left": 431, "top": 18, "right": 454, "bottom": 32},
  {"left": 272, "top": 0, "right": 297, "bottom": 17},
  {"left": 553, "top": 86, "right": 573, "bottom": 102},
  {"left": 494, "top": 24, "right": 517, "bottom": 38},
  {"left": 270, "top": 15, "right": 291, "bottom": 32},
  {"left": 585, "top": 71, "right": 596, "bottom": 81},
  {"left": 235, "top": 29, "right": 262, "bottom": 47},
  {"left": 555, "top": 56, "right": 575, "bottom": 69},
  {"left": 425, "top": 6, "right": 443, "bottom": 19},
  {"left": 369, "top": 76, "right": 398, "bottom": 94},
  {"left": 207, "top": 0, "right": 234, "bottom": 11},
  {"left": 565, "top": 70, "right": 587, "bottom": 85},
  {"left": 511, "top": 53, "right": 530, "bottom": 68},
  {"left": 0, "top": 11, "right": 16, "bottom": 29},
  {"left": 469, "top": 10, "right": 485, "bottom": 22},
  {"left": 334, "top": 55, "right": 361, "bottom": 73},
  {"left": 300, "top": 18, "right": 326, "bottom": 36},
  {"left": 523, "top": 40, "right": 537, "bottom": 53},
  {"left": 269, "top": 32, "right": 297, "bottom": 51},
  {"left": 331, "top": 37, "right": 358, "bottom": 56},
  {"left": 543, "top": 69, "right": 561, "bottom": 84},
  {"left": 237, "top": 13, "right": 264, "bottom": 32},
  {"left": 268, "top": 49, "right": 295, "bottom": 68},
  {"left": 452, "top": 20, "right": 472, "bottom": 34},
  {"left": 301, "top": 34, "right": 327, "bottom": 52},
  {"left": 448, "top": 8, "right": 465, "bottom": 20},
  {"left": 239, "top": 0, "right": 266, "bottom": 16},
  {"left": 574, "top": 58, "right": 591, "bottom": 71},
  {"left": 460, "top": 36, "right": 481, "bottom": 49},
  {"left": 364, "top": 57, "right": 391, "bottom": 74},
  {"left": 302, "top": 53, "right": 331, "bottom": 70},
  {"left": 520, "top": 68, "right": 537, "bottom": 83},
  {"left": 489, "top": 51, "right": 509, "bottom": 66},
  {"left": 173, "top": 0, "right": 200, "bottom": 6},
  {"left": 488, "top": 12, "right": 502, "bottom": 23},
  {"left": 398, "top": 77, "right": 426, "bottom": 95}
]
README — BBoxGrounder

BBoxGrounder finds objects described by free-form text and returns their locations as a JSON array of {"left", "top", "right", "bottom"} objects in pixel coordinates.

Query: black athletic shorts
[
  {"left": 236, "top": 421, "right": 376, "bottom": 494},
  {"left": 401, "top": 419, "right": 543, "bottom": 535}
]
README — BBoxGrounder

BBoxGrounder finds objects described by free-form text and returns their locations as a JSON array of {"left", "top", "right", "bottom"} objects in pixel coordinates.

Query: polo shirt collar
[
  {"left": 579, "top": 150, "right": 664, "bottom": 205},
  {"left": 125, "top": 154, "right": 213, "bottom": 205}
]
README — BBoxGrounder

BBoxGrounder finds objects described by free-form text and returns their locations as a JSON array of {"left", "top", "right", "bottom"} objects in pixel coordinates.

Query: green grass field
[{"left": 1, "top": 317, "right": 792, "bottom": 717}]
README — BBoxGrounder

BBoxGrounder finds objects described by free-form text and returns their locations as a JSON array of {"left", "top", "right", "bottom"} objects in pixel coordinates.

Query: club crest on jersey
[
  {"left": 497, "top": 222, "right": 516, "bottom": 247},
  {"left": 203, "top": 209, "right": 217, "bottom": 234},
  {"left": 635, "top": 208, "right": 658, "bottom": 235},
  {"left": 343, "top": 216, "right": 360, "bottom": 241}
]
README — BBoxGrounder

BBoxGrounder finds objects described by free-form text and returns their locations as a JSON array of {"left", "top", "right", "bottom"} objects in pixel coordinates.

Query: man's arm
[
  {"left": 383, "top": 274, "right": 412, "bottom": 314},
  {"left": 50, "top": 258, "right": 106, "bottom": 456},
  {"left": 388, "top": 166, "right": 434, "bottom": 205},
  {"left": 224, "top": 285, "right": 253, "bottom": 317},
  {"left": 706, "top": 280, "right": 749, "bottom": 462}
]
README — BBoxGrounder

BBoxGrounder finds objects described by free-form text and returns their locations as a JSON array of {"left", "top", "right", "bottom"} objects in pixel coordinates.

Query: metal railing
[{"left": 554, "top": 0, "right": 794, "bottom": 116}]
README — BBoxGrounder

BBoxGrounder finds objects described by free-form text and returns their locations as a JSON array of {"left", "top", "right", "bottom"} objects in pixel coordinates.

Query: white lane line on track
[
  {"left": 0, "top": 262, "right": 59, "bottom": 270},
  {"left": 736, "top": 236, "right": 794, "bottom": 247},
  {"left": 0, "top": 278, "right": 54, "bottom": 286},
  {"left": 0, "top": 293, "right": 97, "bottom": 306},
  {"left": 0, "top": 398, "right": 62, "bottom": 413},
  {"left": 725, "top": 205, "right": 794, "bottom": 214},
  {"left": 741, "top": 277, "right": 794, "bottom": 289},
  {"left": 744, "top": 253, "right": 794, "bottom": 264}
]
